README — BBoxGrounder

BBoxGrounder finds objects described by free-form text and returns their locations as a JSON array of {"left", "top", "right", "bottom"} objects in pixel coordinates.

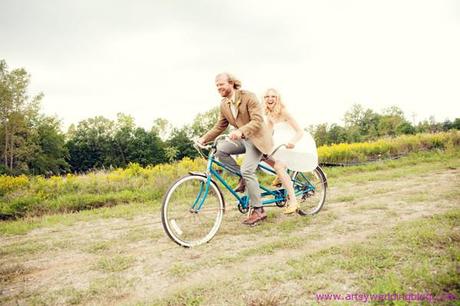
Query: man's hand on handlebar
[
  {"left": 193, "top": 139, "right": 210, "bottom": 153},
  {"left": 195, "top": 134, "right": 237, "bottom": 151},
  {"left": 197, "top": 136, "right": 206, "bottom": 145}
]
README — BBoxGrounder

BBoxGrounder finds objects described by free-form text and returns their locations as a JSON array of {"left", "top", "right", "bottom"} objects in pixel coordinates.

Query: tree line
[
  {"left": 309, "top": 104, "right": 460, "bottom": 147},
  {"left": 1, "top": 59, "right": 459, "bottom": 175}
]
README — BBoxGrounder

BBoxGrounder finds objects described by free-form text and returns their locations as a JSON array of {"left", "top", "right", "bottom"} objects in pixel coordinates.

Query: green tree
[
  {"left": 190, "top": 107, "right": 220, "bottom": 137},
  {"left": 112, "top": 113, "right": 137, "bottom": 167},
  {"left": 113, "top": 114, "right": 166, "bottom": 166},
  {"left": 28, "top": 116, "right": 69, "bottom": 175},
  {"left": 396, "top": 122, "right": 416, "bottom": 135},
  {"left": 344, "top": 104, "right": 366, "bottom": 127},
  {"left": 328, "top": 124, "right": 349, "bottom": 144},
  {"left": 152, "top": 118, "right": 173, "bottom": 140},
  {"left": 66, "top": 116, "right": 115, "bottom": 172},
  {"left": 66, "top": 114, "right": 167, "bottom": 171},
  {"left": 311, "top": 123, "right": 329, "bottom": 146},
  {"left": 0, "top": 59, "right": 45, "bottom": 174},
  {"left": 167, "top": 127, "right": 197, "bottom": 161},
  {"left": 378, "top": 106, "right": 413, "bottom": 136},
  {"left": 164, "top": 146, "right": 179, "bottom": 162},
  {"left": 452, "top": 118, "right": 460, "bottom": 130},
  {"left": 416, "top": 116, "right": 442, "bottom": 134},
  {"left": 125, "top": 128, "right": 166, "bottom": 166},
  {"left": 343, "top": 104, "right": 380, "bottom": 141}
]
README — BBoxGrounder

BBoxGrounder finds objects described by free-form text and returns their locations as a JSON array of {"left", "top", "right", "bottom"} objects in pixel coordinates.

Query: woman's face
[{"left": 264, "top": 90, "right": 278, "bottom": 109}]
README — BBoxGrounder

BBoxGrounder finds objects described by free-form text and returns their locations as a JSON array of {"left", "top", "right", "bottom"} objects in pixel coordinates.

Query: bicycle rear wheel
[
  {"left": 161, "top": 174, "right": 224, "bottom": 247},
  {"left": 291, "top": 166, "right": 327, "bottom": 215}
]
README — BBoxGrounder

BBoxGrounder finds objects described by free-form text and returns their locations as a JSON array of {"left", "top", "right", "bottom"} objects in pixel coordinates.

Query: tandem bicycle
[{"left": 161, "top": 135, "right": 328, "bottom": 247}]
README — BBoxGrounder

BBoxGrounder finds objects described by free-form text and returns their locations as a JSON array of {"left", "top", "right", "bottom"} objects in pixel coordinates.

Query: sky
[{"left": 1, "top": 0, "right": 459, "bottom": 131}]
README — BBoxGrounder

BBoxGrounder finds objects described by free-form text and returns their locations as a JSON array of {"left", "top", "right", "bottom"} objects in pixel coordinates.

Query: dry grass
[{"left": 0, "top": 151, "right": 459, "bottom": 305}]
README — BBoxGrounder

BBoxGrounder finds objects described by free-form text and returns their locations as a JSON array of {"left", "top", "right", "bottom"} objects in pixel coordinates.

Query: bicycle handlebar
[
  {"left": 193, "top": 134, "right": 228, "bottom": 159},
  {"left": 195, "top": 134, "right": 230, "bottom": 148},
  {"left": 265, "top": 144, "right": 287, "bottom": 160}
]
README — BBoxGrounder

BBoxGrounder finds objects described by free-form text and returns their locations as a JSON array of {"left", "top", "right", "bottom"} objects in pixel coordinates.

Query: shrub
[{"left": 317, "top": 131, "right": 459, "bottom": 164}]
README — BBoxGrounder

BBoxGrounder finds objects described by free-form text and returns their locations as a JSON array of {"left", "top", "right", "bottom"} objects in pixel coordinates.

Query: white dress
[{"left": 270, "top": 121, "right": 318, "bottom": 172}]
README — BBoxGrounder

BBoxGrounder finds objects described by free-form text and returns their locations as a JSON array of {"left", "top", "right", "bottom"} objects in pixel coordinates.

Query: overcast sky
[{"left": 1, "top": 0, "right": 459, "bottom": 131}]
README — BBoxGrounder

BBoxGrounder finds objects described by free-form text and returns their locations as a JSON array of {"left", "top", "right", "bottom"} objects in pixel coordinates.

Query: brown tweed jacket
[{"left": 202, "top": 90, "right": 273, "bottom": 154}]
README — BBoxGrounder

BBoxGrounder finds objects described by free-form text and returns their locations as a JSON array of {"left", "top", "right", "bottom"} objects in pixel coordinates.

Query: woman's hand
[{"left": 286, "top": 143, "right": 295, "bottom": 149}]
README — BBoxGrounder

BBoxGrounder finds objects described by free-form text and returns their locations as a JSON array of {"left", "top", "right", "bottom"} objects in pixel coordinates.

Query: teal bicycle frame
[{"left": 192, "top": 140, "right": 317, "bottom": 213}]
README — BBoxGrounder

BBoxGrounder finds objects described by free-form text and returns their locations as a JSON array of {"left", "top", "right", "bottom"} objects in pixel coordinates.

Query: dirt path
[{"left": 1, "top": 166, "right": 459, "bottom": 305}]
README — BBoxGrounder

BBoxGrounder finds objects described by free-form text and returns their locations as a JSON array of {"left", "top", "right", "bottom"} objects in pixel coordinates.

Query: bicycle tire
[
  {"left": 161, "top": 174, "right": 225, "bottom": 247},
  {"left": 291, "top": 166, "right": 327, "bottom": 216}
]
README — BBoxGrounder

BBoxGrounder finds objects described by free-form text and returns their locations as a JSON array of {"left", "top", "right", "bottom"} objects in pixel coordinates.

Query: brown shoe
[
  {"left": 234, "top": 177, "right": 245, "bottom": 193},
  {"left": 242, "top": 207, "right": 267, "bottom": 225}
]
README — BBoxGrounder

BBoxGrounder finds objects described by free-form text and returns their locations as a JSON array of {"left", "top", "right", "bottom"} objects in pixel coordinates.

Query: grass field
[{"left": 0, "top": 150, "right": 459, "bottom": 305}]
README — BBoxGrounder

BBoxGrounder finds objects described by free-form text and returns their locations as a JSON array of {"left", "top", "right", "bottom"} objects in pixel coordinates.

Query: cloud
[{"left": 1, "top": 0, "right": 459, "bottom": 130}]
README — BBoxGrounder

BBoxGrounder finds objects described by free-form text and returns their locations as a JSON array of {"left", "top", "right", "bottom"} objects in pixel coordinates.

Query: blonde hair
[
  {"left": 263, "top": 88, "right": 285, "bottom": 120},
  {"left": 215, "top": 72, "right": 242, "bottom": 89}
]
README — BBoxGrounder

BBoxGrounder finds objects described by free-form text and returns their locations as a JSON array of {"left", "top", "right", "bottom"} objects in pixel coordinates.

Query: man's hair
[{"left": 216, "top": 72, "right": 242, "bottom": 89}]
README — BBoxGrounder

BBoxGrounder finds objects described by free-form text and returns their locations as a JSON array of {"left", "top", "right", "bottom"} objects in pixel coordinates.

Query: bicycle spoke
[
  {"left": 292, "top": 168, "right": 327, "bottom": 215},
  {"left": 162, "top": 175, "right": 224, "bottom": 247}
]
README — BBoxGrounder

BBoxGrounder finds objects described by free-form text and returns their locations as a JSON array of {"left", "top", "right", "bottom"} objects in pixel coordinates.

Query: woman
[{"left": 263, "top": 88, "right": 314, "bottom": 214}]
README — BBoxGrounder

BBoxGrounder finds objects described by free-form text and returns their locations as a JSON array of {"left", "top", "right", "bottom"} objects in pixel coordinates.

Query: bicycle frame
[
  {"left": 208, "top": 157, "right": 286, "bottom": 209},
  {"left": 193, "top": 139, "right": 318, "bottom": 212}
]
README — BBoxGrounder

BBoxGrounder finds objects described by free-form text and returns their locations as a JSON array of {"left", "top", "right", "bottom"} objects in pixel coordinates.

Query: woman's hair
[
  {"left": 216, "top": 72, "right": 242, "bottom": 89},
  {"left": 263, "top": 88, "right": 285, "bottom": 120}
]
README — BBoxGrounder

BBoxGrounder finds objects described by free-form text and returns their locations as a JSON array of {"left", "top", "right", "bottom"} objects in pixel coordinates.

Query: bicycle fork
[{"left": 190, "top": 176, "right": 212, "bottom": 213}]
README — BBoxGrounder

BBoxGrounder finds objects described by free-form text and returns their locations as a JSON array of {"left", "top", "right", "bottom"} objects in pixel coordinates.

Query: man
[{"left": 198, "top": 73, "right": 273, "bottom": 225}]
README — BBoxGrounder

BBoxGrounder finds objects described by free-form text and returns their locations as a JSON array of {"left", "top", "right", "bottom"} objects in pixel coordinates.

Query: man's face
[{"left": 215, "top": 75, "right": 233, "bottom": 98}]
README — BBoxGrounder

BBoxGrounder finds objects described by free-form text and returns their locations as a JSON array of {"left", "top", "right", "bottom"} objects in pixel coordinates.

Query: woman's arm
[
  {"left": 283, "top": 111, "right": 304, "bottom": 148},
  {"left": 266, "top": 117, "right": 274, "bottom": 130}
]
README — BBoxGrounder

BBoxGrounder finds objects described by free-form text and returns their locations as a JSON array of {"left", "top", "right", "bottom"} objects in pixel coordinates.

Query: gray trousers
[{"left": 215, "top": 139, "right": 263, "bottom": 208}]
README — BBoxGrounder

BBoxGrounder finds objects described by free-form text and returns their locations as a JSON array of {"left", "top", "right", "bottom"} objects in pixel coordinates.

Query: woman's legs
[
  {"left": 272, "top": 161, "right": 298, "bottom": 212},
  {"left": 262, "top": 159, "right": 298, "bottom": 214}
]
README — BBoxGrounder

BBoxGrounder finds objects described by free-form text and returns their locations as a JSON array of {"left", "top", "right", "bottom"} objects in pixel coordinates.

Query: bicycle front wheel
[
  {"left": 161, "top": 174, "right": 224, "bottom": 247},
  {"left": 291, "top": 166, "right": 327, "bottom": 216}
]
